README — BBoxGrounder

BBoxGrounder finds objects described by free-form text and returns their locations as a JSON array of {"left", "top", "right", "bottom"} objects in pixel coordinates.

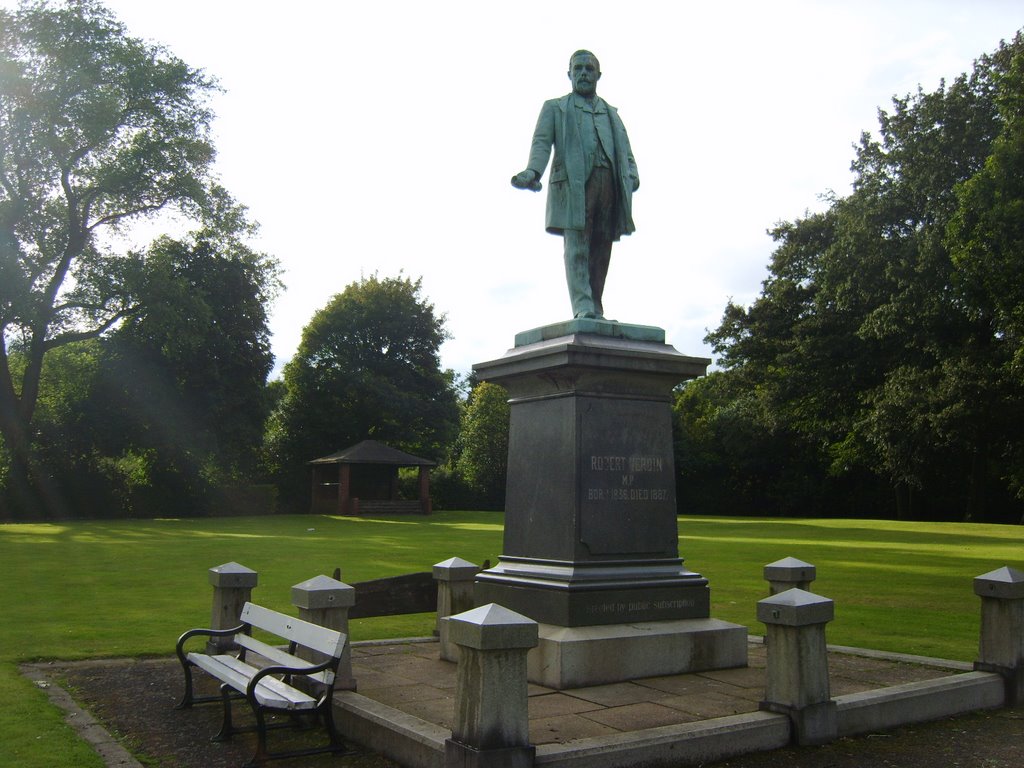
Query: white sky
[{"left": 17, "top": 1, "right": 1024, "bottom": 378}]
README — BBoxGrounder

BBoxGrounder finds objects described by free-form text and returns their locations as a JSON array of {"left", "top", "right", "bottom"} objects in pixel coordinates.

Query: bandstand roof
[{"left": 308, "top": 439, "right": 436, "bottom": 467}]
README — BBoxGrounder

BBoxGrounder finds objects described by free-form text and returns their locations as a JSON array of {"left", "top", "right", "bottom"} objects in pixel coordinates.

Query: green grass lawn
[{"left": 0, "top": 511, "right": 1020, "bottom": 767}]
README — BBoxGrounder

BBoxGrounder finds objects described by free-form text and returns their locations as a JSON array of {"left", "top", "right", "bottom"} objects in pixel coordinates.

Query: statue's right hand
[{"left": 511, "top": 170, "right": 542, "bottom": 191}]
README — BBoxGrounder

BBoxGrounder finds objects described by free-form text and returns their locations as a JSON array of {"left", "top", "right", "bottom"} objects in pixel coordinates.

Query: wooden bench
[{"left": 175, "top": 602, "right": 352, "bottom": 766}]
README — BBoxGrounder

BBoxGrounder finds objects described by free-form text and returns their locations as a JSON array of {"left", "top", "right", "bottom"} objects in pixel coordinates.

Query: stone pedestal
[
  {"left": 291, "top": 574, "right": 356, "bottom": 690},
  {"left": 472, "top": 323, "right": 746, "bottom": 687},
  {"left": 758, "top": 588, "right": 837, "bottom": 746},
  {"left": 207, "top": 562, "right": 257, "bottom": 654},
  {"left": 974, "top": 566, "right": 1024, "bottom": 705}
]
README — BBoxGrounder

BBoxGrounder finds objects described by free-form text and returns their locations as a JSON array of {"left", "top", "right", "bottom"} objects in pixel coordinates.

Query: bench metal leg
[
  {"left": 322, "top": 700, "right": 343, "bottom": 751},
  {"left": 176, "top": 660, "right": 235, "bottom": 709},
  {"left": 250, "top": 703, "right": 271, "bottom": 767},
  {"left": 212, "top": 683, "right": 236, "bottom": 742},
  {"left": 239, "top": 704, "right": 353, "bottom": 767},
  {"left": 175, "top": 662, "right": 195, "bottom": 709}
]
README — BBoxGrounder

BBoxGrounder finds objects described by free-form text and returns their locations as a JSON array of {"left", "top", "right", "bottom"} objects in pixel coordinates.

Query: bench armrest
[
  {"left": 246, "top": 657, "right": 338, "bottom": 701},
  {"left": 175, "top": 623, "right": 246, "bottom": 662}
]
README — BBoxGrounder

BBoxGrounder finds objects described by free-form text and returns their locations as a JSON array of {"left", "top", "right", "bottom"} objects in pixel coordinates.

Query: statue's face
[{"left": 568, "top": 54, "right": 600, "bottom": 97}]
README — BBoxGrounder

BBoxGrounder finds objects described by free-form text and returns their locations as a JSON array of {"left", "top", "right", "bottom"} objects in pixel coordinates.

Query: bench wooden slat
[
  {"left": 240, "top": 602, "right": 345, "bottom": 658},
  {"left": 187, "top": 652, "right": 318, "bottom": 710},
  {"left": 234, "top": 634, "right": 334, "bottom": 686}
]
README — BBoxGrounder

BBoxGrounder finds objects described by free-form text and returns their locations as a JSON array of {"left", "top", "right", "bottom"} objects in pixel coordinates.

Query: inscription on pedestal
[
  {"left": 586, "top": 597, "right": 697, "bottom": 618},
  {"left": 579, "top": 401, "right": 677, "bottom": 556},
  {"left": 586, "top": 454, "right": 670, "bottom": 503}
]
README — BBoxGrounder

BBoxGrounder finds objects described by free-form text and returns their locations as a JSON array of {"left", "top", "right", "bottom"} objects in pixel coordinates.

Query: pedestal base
[
  {"left": 475, "top": 558, "right": 710, "bottom": 626},
  {"left": 527, "top": 618, "right": 748, "bottom": 690}
]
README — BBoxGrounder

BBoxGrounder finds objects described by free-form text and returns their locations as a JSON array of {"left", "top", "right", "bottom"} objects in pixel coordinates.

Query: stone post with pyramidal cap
[
  {"left": 291, "top": 573, "right": 356, "bottom": 690},
  {"left": 974, "top": 565, "right": 1024, "bottom": 705},
  {"left": 444, "top": 603, "right": 538, "bottom": 768},
  {"left": 764, "top": 556, "right": 817, "bottom": 595},
  {"left": 206, "top": 561, "right": 257, "bottom": 654},
  {"left": 758, "top": 587, "right": 838, "bottom": 746},
  {"left": 434, "top": 557, "right": 481, "bottom": 662}
]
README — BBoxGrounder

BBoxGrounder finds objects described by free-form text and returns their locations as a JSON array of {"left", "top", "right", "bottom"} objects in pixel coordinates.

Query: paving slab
[
  {"left": 352, "top": 668, "right": 421, "bottom": 688},
  {"left": 829, "top": 675, "right": 883, "bottom": 696},
  {"left": 528, "top": 682, "right": 558, "bottom": 697},
  {"left": 380, "top": 659, "right": 458, "bottom": 686},
  {"left": 631, "top": 673, "right": 739, "bottom": 697},
  {"left": 529, "top": 692, "right": 607, "bottom": 718},
  {"left": 393, "top": 696, "right": 456, "bottom": 731},
  {"left": 528, "top": 713, "right": 621, "bottom": 744},
  {"left": 829, "top": 654, "right": 954, "bottom": 686},
  {"left": 359, "top": 683, "right": 452, "bottom": 707},
  {"left": 565, "top": 681, "right": 672, "bottom": 707},
  {"left": 698, "top": 665, "right": 767, "bottom": 689},
  {"left": 656, "top": 689, "right": 761, "bottom": 719},
  {"left": 581, "top": 701, "right": 697, "bottom": 730}
]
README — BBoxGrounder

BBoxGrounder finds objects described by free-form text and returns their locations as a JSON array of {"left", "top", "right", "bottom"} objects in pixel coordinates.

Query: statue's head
[{"left": 568, "top": 50, "right": 601, "bottom": 97}]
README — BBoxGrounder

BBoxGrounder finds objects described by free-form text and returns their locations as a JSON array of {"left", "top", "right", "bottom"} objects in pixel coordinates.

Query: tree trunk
[
  {"left": 964, "top": 447, "right": 989, "bottom": 523},
  {"left": 0, "top": 429, "right": 36, "bottom": 520},
  {"left": 0, "top": 396, "right": 64, "bottom": 520},
  {"left": 0, "top": 313, "right": 48, "bottom": 519},
  {"left": 894, "top": 482, "right": 916, "bottom": 521}
]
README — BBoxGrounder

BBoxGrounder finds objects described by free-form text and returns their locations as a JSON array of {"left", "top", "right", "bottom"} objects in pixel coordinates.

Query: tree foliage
[
  {"left": 0, "top": 0, "right": 249, "bottom": 516},
  {"left": 455, "top": 382, "right": 509, "bottom": 510},
  {"left": 8, "top": 231, "right": 279, "bottom": 517},
  {"left": 103, "top": 233, "right": 278, "bottom": 472},
  {"left": 697, "top": 32, "right": 1024, "bottom": 522},
  {"left": 90, "top": 233, "right": 278, "bottom": 514},
  {"left": 266, "top": 274, "right": 459, "bottom": 510}
]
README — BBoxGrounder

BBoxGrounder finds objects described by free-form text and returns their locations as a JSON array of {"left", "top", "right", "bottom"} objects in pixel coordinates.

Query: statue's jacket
[{"left": 526, "top": 93, "right": 638, "bottom": 239}]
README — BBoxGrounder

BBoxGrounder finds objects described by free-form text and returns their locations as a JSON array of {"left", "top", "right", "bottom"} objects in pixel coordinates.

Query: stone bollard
[
  {"left": 758, "top": 588, "right": 837, "bottom": 746},
  {"left": 207, "top": 562, "right": 258, "bottom": 653},
  {"left": 764, "top": 557, "right": 816, "bottom": 596},
  {"left": 434, "top": 557, "right": 480, "bottom": 662},
  {"left": 973, "top": 565, "right": 1024, "bottom": 706},
  {"left": 291, "top": 574, "right": 357, "bottom": 691},
  {"left": 444, "top": 604, "right": 538, "bottom": 768}
]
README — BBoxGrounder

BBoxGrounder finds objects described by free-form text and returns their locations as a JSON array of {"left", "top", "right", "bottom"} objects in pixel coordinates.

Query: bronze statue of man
[{"left": 512, "top": 50, "right": 639, "bottom": 320}]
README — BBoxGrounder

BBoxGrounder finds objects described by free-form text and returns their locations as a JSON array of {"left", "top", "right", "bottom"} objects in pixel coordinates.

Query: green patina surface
[{"left": 514, "top": 318, "right": 665, "bottom": 346}]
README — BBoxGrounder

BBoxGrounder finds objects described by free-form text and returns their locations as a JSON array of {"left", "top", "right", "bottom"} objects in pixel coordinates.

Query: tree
[
  {"left": 85, "top": 232, "right": 278, "bottom": 515},
  {"left": 9, "top": 337, "right": 108, "bottom": 516},
  {"left": 705, "top": 32, "right": 1024, "bottom": 522},
  {"left": 103, "top": 233, "right": 278, "bottom": 472},
  {"left": 455, "top": 381, "right": 509, "bottom": 509},
  {"left": 1, "top": 230, "right": 279, "bottom": 518},
  {"left": 266, "top": 274, "right": 459, "bottom": 509},
  {"left": 838, "top": 36, "right": 1021, "bottom": 520},
  {"left": 0, "top": 1, "right": 246, "bottom": 515},
  {"left": 947, "top": 43, "right": 1024, "bottom": 503}
]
